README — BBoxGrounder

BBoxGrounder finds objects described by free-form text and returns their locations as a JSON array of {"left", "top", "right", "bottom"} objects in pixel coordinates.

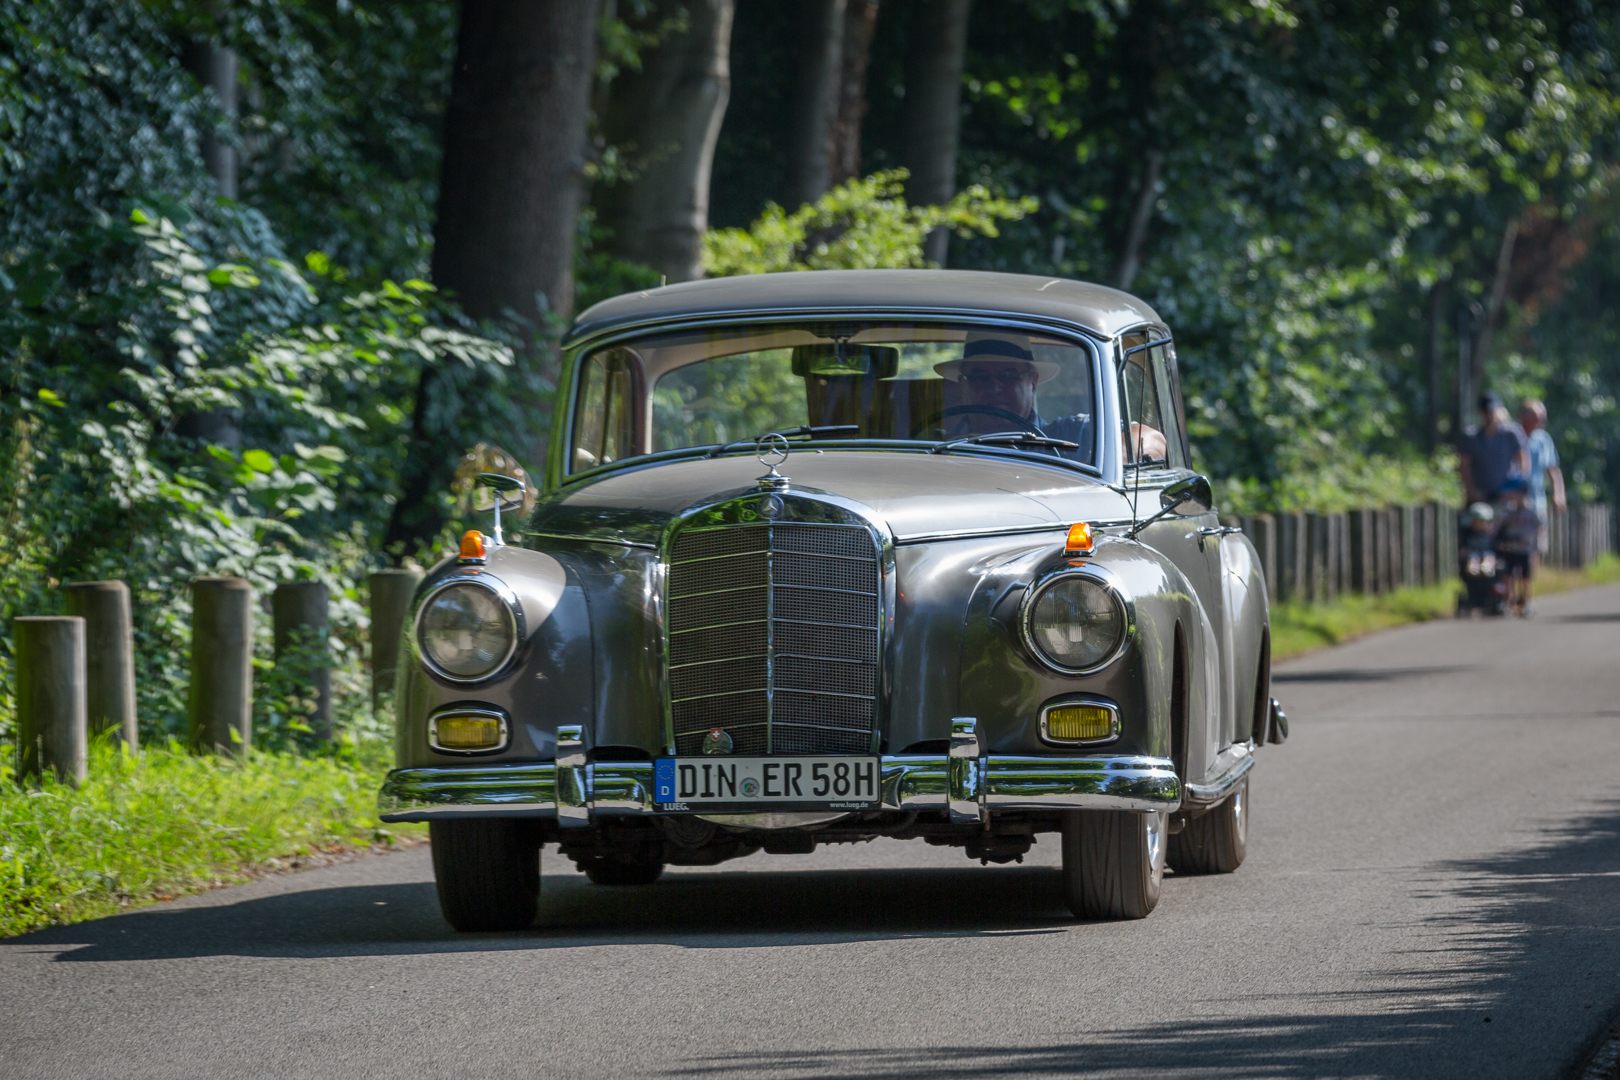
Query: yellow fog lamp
[
  {"left": 429, "top": 708, "right": 509, "bottom": 754},
  {"left": 1039, "top": 699, "right": 1119, "bottom": 746}
]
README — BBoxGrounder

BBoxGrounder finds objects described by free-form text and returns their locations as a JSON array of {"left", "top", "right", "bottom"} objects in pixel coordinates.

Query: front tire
[
  {"left": 1168, "top": 777, "right": 1248, "bottom": 874},
  {"left": 429, "top": 819, "right": 541, "bottom": 932},
  {"left": 1061, "top": 809, "right": 1166, "bottom": 920}
]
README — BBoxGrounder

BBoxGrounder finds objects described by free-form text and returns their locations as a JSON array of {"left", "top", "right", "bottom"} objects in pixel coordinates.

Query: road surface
[{"left": 5, "top": 585, "right": 1620, "bottom": 1079}]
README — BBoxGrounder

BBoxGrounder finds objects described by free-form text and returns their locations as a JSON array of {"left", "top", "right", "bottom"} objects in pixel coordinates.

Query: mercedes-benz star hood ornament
[{"left": 755, "top": 432, "right": 791, "bottom": 491}]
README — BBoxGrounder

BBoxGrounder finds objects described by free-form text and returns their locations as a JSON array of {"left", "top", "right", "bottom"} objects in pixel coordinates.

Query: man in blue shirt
[{"left": 1459, "top": 392, "right": 1529, "bottom": 504}]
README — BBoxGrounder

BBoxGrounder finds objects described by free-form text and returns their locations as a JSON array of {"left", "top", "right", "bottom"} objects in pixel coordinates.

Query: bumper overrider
[{"left": 378, "top": 723, "right": 1182, "bottom": 825}]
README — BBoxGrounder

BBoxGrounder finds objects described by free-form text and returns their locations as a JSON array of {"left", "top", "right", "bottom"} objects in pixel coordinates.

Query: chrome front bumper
[{"left": 378, "top": 747, "right": 1181, "bottom": 825}]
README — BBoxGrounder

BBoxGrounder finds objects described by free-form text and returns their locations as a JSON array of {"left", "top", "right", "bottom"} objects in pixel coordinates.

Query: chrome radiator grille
[{"left": 667, "top": 522, "right": 879, "bottom": 756}]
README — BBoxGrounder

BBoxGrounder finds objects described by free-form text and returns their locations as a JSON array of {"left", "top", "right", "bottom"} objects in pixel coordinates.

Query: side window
[
  {"left": 1148, "top": 343, "right": 1188, "bottom": 469},
  {"left": 570, "top": 348, "right": 638, "bottom": 473},
  {"left": 1120, "top": 337, "right": 1166, "bottom": 465}
]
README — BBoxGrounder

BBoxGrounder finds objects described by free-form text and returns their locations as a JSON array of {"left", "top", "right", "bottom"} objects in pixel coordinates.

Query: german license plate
[{"left": 653, "top": 756, "right": 880, "bottom": 810}]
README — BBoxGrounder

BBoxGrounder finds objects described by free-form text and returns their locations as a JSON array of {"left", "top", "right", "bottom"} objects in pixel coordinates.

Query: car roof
[{"left": 566, "top": 269, "right": 1165, "bottom": 346}]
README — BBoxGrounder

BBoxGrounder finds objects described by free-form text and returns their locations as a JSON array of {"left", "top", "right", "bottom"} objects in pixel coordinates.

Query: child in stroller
[
  {"left": 1458, "top": 502, "right": 1507, "bottom": 616},
  {"left": 1457, "top": 479, "right": 1538, "bottom": 617},
  {"left": 1495, "top": 476, "right": 1539, "bottom": 616}
]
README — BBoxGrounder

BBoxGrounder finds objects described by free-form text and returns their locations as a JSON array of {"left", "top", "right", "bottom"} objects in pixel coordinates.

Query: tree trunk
[
  {"left": 786, "top": 0, "right": 847, "bottom": 208},
  {"left": 431, "top": 0, "right": 597, "bottom": 324},
  {"left": 597, "top": 0, "right": 736, "bottom": 283},
  {"left": 1425, "top": 277, "right": 1447, "bottom": 453},
  {"left": 1470, "top": 217, "right": 1521, "bottom": 394},
  {"left": 178, "top": 40, "right": 242, "bottom": 449},
  {"left": 828, "top": 0, "right": 879, "bottom": 186},
  {"left": 1115, "top": 149, "right": 1162, "bottom": 292},
  {"left": 901, "top": 0, "right": 971, "bottom": 265},
  {"left": 387, "top": 0, "right": 597, "bottom": 560},
  {"left": 181, "top": 41, "right": 238, "bottom": 198}
]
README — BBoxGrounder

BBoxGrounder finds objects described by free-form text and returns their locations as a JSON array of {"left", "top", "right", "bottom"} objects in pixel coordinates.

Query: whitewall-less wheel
[
  {"left": 429, "top": 819, "right": 542, "bottom": 932},
  {"left": 1168, "top": 777, "right": 1248, "bottom": 874},
  {"left": 1061, "top": 808, "right": 1167, "bottom": 920}
]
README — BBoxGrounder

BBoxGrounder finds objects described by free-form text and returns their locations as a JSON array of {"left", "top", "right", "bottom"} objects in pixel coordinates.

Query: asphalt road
[{"left": 6, "top": 585, "right": 1620, "bottom": 1080}]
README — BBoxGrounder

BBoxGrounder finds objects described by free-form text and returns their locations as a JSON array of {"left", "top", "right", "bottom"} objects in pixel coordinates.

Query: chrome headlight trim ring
[
  {"left": 1019, "top": 563, "right": 1136, "bottom": 676},
  {"left": 413, "top": 574, "right": 525, "bottom": 685}
]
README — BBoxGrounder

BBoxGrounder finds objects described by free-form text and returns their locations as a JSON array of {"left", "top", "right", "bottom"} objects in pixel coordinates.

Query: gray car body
[{"left": 381, "top": 270, "right": 1272, "bottom": 842}]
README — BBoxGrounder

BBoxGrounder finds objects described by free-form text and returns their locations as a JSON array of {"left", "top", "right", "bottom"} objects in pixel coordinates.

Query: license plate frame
[{"left": 653, "top": 756, "right": 881, "bottom": 811}]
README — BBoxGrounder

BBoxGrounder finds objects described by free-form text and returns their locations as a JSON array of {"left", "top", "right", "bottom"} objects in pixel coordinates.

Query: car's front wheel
[
  {"left": 1060, "top": 809, "right": 1166, "bottom": 920},
  {"left": 1168, "top": 777, "right": 1248, "bottom": 874},
  {"left": 429, "top": 819, "right": 542, "bottom": 932}
]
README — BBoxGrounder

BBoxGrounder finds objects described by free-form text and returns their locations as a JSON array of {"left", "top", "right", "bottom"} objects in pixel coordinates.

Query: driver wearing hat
[{"left": 934, "top": 331, "right": 1166, "bottom": 463}]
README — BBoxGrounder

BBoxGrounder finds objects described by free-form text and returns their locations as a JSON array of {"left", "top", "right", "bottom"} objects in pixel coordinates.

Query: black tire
[
  {"left": 1168, "top": 777, "right": 1248, "bottom": 874},
  {"left": 1061, "top": 809, "right": 1166, "bottom": 920},
  {"left": 580, "top": 855, "right": 665, "bottom": 886},
  {"left": 429, "top": 819, "right": 541, "bottom": 932}
]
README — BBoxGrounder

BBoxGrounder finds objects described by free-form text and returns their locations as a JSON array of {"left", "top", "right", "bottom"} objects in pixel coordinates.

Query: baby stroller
[{"left": 1457, "top": 501, "right": 1508, "bottom": 616}]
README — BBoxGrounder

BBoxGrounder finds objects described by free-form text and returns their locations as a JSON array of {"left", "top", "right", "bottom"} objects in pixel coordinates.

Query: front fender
[{"left": 395, "top": 546, "right": 594, "bottom": 769}]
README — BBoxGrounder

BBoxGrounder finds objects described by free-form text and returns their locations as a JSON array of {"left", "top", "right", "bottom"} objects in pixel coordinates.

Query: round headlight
[
  {"left": 1024, "top": 573, "right": 1129, "bottom": 673},
  {"left": 417, "top": 581, "right": 517, "bottom": 681}
]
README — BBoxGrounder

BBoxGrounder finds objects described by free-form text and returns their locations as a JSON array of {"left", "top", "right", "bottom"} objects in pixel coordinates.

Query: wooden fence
[{"left": 1228, "top": 503, "right": 1616, "bottom": 603}]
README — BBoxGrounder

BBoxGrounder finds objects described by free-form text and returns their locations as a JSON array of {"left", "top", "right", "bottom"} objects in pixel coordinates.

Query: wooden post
[
  {"left": 1247, "top": 514, "right": 1277, "bottom": 601},
  {"left": 62, "top": 581, "right": 137, "bottom": 746},
  {"left": 1400, "top": 506, "right": 1417, "bottom": 588},
  {"left": 189, "top": 577, "right": 254, "bottom": 755},
  {"left": 1275, "top": 512, "right": 1300, "bottom": 602},
  {"left": 273, "top": 582, "right": 332, "bottom": 741},
  {"left": 1348, "top": 510, "right": 1370, "bottom": 594},
  {"left": 1303, "top": 513, "right": 1324, "bottom": 602},
  {"left": 368, "top": 568, "right": 423, "bottom": 714},
  {"left": 14, "top": 617, "right": 87, "bottom": 784}
]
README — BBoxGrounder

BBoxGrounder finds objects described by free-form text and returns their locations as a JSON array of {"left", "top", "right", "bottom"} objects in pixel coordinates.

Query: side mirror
[
  {"left": 476, "top": 473, "right": 526, "bottom": 545},
  {"left": 1128, "top": 473, "right": 1214, "bottom": 539},
  {"left": 1161, "top": 474, "right": 1213, "bottom": 516}
]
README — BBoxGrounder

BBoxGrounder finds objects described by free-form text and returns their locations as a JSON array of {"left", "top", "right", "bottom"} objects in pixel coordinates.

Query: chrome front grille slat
[{"left": 667, "top": 520, "right": 880, "bottom": 757}]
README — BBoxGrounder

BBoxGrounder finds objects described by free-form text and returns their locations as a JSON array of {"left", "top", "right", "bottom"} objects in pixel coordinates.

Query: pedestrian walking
[
  {"left": 1458, "top": 392, "right": 1529, "bottom": 505},
  {"left": 1518, "top": 398, "right": 1567, "bottom": 614}
]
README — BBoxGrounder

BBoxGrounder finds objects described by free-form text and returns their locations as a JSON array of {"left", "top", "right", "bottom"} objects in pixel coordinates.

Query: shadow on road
[
  {"left": 16, "top": 863, "right": 1079, "bottom": 962},
  {"left": 636, "top": 798, "right": 1620, "bottom": 1078},
  {"left": 1273, "top": 664, "right": 1475, "bottom": 684},
  {"left": 14, "top": 799, "right": 1620, "bottom": 1077}
]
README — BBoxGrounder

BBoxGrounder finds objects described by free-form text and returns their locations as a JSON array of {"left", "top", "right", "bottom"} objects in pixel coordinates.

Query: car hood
[{"left": 528, "top": 451, "right": 1136, "bottom": 547}]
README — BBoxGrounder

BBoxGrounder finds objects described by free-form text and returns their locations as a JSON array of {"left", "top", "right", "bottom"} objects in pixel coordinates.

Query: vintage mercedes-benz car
[{"left": 379, "top": 269, "right": 1286, "bottom": 929}]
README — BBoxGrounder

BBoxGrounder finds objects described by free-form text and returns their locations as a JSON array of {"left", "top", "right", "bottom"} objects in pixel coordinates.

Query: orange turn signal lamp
[
  {"left": 1065, "top": 522, "right": 1095, "bottom": 555},
  {"left": 459, "top": 530, "right": 487, "bottom": 560}
]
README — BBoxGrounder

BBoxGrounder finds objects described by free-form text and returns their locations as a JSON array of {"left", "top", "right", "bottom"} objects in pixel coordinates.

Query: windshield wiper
[
  {"left": 704, "top": 424, "right": 860, "bottom": 459},
  {"left": 929, "top": 431, "right": 1080, "bottom": 455}
]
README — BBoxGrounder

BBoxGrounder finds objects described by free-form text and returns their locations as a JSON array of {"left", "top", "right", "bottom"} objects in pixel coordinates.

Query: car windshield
[{"left": 567, "top": 321, "right": 1099, "bottom": 475}]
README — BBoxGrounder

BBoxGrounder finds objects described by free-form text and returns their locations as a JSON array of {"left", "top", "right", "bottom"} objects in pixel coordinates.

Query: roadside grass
[
  {"left": 0, "top": 739, "right": 419, "bottom": 938},
  {"left": 1272, "top": 552, "right": 1620, "bottom": 661}
]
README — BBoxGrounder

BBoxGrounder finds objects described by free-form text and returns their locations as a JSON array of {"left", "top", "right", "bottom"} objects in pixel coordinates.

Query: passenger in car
[{"left": 934, "top": 331, "right": 1166, "bottom": 463}]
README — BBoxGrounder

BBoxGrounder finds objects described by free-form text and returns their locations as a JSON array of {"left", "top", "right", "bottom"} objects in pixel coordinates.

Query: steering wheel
[{"left": 910, "top": 404, "right": 1044, "bottom": 440}]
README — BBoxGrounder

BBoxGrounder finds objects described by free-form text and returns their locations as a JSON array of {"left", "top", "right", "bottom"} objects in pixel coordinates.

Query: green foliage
[
  {"left": 936, "top": 0, "right": 1620, "bottom": 495},
  {"left": 0, "top": 0, "right": 513, "bottom": 748},
  {"left": 152, "top": 0, "right": 460, "bottom": 280},
  {"left": 0, "top": 739, "right": 409, "bottom": 938},
  {"left": 703, "top": 170, "right": 1036, "bottom": 276},
  {"left": 1217, "top": 453, "right": 1462, "bottom": 515}
]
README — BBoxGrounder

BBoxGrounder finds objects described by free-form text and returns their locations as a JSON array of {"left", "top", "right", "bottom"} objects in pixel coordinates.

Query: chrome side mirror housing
[{"left": 1161, "top": 474, "right": 1213, "bottom": 516}]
